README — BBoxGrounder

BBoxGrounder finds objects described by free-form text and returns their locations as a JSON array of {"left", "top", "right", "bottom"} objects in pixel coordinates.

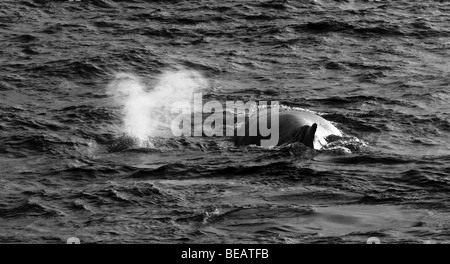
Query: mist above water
[{"left": 107, "top": 70, "right": 208, "bottom": 141}]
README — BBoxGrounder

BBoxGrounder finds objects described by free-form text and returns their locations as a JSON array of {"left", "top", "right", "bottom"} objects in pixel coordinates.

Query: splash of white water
[{"left": 107, "top": 70, "right": 208, "bottom": 141}]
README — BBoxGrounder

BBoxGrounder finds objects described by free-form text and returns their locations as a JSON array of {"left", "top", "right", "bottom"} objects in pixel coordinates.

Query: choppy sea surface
[{"left": 1, "top": 0, "right": 449, "bottom": 244}]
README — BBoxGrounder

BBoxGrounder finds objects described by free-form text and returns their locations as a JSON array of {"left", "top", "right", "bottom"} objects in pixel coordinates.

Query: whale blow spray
[{"left": 107, "top": 70, "right": 208, "bottom": 141}]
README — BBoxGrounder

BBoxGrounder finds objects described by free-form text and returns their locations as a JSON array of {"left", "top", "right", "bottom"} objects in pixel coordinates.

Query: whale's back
[
  {"left": 279, "top": 111, "right": 342, "bottom": 149},
  {"left": 235, "top": 110, "right": 342, "bottom": 149}
]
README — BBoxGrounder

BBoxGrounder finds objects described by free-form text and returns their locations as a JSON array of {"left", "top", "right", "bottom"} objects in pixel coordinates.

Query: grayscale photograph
[{"left": 0, "top": 0, "right": 449, "bottom": 246}]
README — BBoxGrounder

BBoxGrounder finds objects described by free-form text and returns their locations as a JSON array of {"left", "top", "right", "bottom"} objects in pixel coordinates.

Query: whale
[{"left": 234, "top": 110, "right": 342, "bottom": 149}]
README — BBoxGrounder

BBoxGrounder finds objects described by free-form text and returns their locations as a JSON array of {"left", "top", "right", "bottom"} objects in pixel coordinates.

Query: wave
[
  {"left": 0, "top": 198, "right": 63, "bottom": 219},
  {"left": 295, "top": 19, "right": 450, "bottom": 38},
  {"left": 28, "top": 60, "right": 105, "bottom": 79}
]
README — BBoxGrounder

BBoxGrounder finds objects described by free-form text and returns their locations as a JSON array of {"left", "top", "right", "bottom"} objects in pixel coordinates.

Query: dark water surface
[{"left": 1, "top": 0, "right": 449, "bottom": 243}]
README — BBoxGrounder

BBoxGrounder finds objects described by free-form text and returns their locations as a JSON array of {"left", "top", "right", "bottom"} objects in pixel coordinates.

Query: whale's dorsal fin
[
  {"left": 302, "top": 123, "right": 317, "bottom": 149},
  {"left": 284, "top": 123, "right": 317, "bottom": 148}
]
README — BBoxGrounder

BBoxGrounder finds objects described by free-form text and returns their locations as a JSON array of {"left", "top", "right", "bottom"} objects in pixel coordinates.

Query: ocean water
[{"left": 0, "top": 0, "right": 449, "bottom": 244}]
